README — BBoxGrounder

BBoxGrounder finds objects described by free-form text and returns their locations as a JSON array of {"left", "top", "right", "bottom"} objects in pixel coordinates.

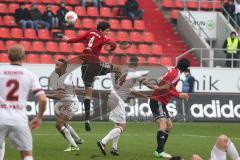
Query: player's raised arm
[{"left": 63, "top": 32, "right": 88, "bottom": 43}]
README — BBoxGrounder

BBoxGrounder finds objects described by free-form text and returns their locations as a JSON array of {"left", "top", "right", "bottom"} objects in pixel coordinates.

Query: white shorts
[
  {"left": 108, "top": 90, "right": 126, "bottom": 124},
  {"left": 0, "top": 125, "right": 32, "bottom": 151},
  {"left": 210, "top": 145, "right": 226, "bottom": 160},
  {"left": 54, "top": 99, "right": 79, "bottom": 120}
]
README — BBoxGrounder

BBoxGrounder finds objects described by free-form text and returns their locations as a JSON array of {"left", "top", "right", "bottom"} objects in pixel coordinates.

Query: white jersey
[{"left": 0, "top": 64, "right": 44, "bottom": 126}]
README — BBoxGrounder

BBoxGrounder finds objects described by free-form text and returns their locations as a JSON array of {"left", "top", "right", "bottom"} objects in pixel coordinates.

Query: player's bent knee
[{"left": 23, "top": 156, "right": 33, "bottom": 160}]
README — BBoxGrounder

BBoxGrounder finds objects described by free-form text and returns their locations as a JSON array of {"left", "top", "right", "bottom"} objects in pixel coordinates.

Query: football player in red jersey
[
  {"left": 142, "top": 58, "right": 190, "bottom": 158},
  {"left": 63, "top": 21, "right": 117, "bottom": 131}
]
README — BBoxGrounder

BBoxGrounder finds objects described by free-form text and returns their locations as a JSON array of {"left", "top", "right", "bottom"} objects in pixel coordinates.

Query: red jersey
[
  {"left": 150, "top": 67, "right": 180, "bottom": 105},
  {"left": 67, "top": 29, "right": 113, "bottom": 58}
]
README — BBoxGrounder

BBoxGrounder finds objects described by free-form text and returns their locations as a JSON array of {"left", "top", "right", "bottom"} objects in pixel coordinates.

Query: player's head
[
  {"left": 230, "top": 31, "right": 236, "bottom": 38},
  {"left": 128, "top": 56, "right": 139, "bottom": 68},
  {"left": 8, "top": 45, "right": 25, "bottom": 64},
  {"left": 46, "top": 5, "right": 51, "bottom": 11},
  {"left": 55, "top": 59, "right": 67, "bottom": 75},
  {"left": 97, "top": 21, "right": 111, "bottom": 36},
  {"left": 60, "top": 2, "right": 66, "bottom": 8},
  {"left": 177, "top": 58, "right": 190, "bottom": 72}
]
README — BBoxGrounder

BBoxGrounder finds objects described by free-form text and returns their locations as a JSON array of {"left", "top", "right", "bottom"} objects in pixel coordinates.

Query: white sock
[
  {"left": 66, "top": 124, "right": 80, "bottom": 141},
  {"left": 101, "top": 127, "right": 122, "bottom": 145},
  {"left": 112, "top": 135, "right": 120, "bottom": 150},
  {"left": 227, "top": 141, "right": 240, "bottom": 160},
  {"left": 23, "top": 156, "right": 33, "bottom": 160},
  {"left": 60, "top": 126, "right": 78, "bottom": 147},
  {"left": 0, "top": 142, "right": 5, "bottom": 160}
]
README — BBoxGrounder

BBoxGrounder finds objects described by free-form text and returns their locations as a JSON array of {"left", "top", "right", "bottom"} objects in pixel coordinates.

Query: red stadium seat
[
  {"left": 109, "top": 19, "right": 120, "bottom": 30},
  {"left": 121, "top": 20, "right": 132, "bottom": 30},
  {"left": 112, "top": 7, "right": 120, "bottom": 17},
  {"left": 171, "top": 10, "right": 179, "bottom": 20},
  {"left": 0, "top": 3, "right": 8, "bottom": 14},
  {"left": 82, "top": 18, "right": 94, "bottom": 29},
  {"left": 74, "top": 19, "right": 81, "bottom": 28},
  {"left": 51, "top": 5, "right": 59, "bottom": 15},
  {"left": 26, "top": 54, "right": 39, "bottom": 63},
  {"left": 11, "top": 28, "right": 23, "bottom": 39},
  {"left": 0, "top": 17, "right": 2, "bottom": 26},
  {"left": 64, "top": 30, "right": 76, "bottom": 37},
  {"left": 134, "top": 20, "right": 145, "bottom": 30},
  {"left": 126, "top": 44, "right": 138, "bottom": 55},
  {"left": 105, "top": 0, "right": 115, "bottom": 6},
  {"left": 40, "top": 54, "right": 53, "bottom": 64},
  {"left": 37, "top": 4, "right": 46, "bottom": 14},
  {"left": 138, "top": 44, "right": 150, "bottom": 54},
  {"left": 65, "top": 6, "right": 73, "bottom": 11},
  {"left": 200, "top": 1, "right": 211, "bottom": 9},
  {"left": 100, "top": 7, "right": 112, "bottom": 17},
  {"left": 38, "top": 29, "right": 51, "bottom": 40},
  {"left": 74, "top": 6, "right": 86, "bottom": 16},
  {"left": 66, "top": 0, "right": 78, "bottom": 4},
  {"left": 99, "top": 56, "right": 107, "bottom": 63},
  {"left": 130, "top": 32, "right": 142, "bottom": 42},
  {"left": 73, "top": 43, "right": 84, "bottom": 53},
  {"left": 162, "top": 0, "right": 173, "bottom": 8},
  {"left": 152, "top": 44, "right": 163, "bottom": 55},
  {"left": 0, "top": 41, "right": 6, "bottom": 51},
  {"left": 113, "top": 45, "right": 124, "bottom": 54},
  {"left": 138, "top": 56, "right": 146, "bottom": 64},
  {"left": 117, "top": 0, "right": 126, "bottom": 6},
  {"left": 0, "top": 53, "right": 9, "bottom": 63},
  {"left": 77, "top": 30, "right": 87, "bottom": 36},
  {"left": 95, "top": 19, "right": 104, "bottom": 27},
  {"left": 41, "top": 0, "right": 54, "bottom": 3},
  {"left": 143, "top": 32, "right": 154, "bottom": 43},
  {"left": 117, "top": 31, "right": 129, "bottom": 42},
  {"left": 212, "top": 1, "right": 222, "bottom": 10},
  {"left": 3, "top": 16, "right": 16, "bottom": 26},
  {"left": 87, "top": 7, "right": 99, "bottom": 17},
  {"left": 46, "top": 42, "right": 58, "bottom": 52},
  {"left": 148, "top": 57, "right": 159, "bottom": 64},
  {"left": 54, "top": 54, "right": 66, "bottom": 62},
  {"left": 32, "top": 41, "right": 45, "bottom": 52},
  {"left": 6, "top": 40, "right": 17, "bottom": 49},
  {"left": 159, "top": 57, "right": 173, "bottom": 66},
  {"left": 174, "top": 0, "right": 184, "bottom": 9},
  {"left": 59, "top": 42, "right": 72, "bottom": 53},
  {"left": 19, "top": 41, "right": 31, "bottom": 52},
  {"left": 24, "top": 29, "right": 37, "bottom": 39},
  {"left": 106, "top": 32, "right": 116, "bottom": 41},
  {"left": 9, "top": 3, "right": 19, "bottom": 14},
  {"left": 54, "top": 0, "right": 62, "bottom": 3},
  {"left": 187, "top": 1, "right": 198, "bottom": 9},
  {"left": 0, "top": 28, "right": 10, "bottom": 38}
]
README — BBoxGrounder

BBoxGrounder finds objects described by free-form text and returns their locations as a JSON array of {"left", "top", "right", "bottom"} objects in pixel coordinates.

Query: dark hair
[
  {"left": 177, "top": 58, "right": 190, "bottom": 72},
  {"left": 231, "top": 31, "right": 236, "bottom": 36},
  {"left": 185, "top": 68, "right": 190, "bottom": 73},
  {"left": 97, "top": 21, "right": 111, "bottom": 31},
  {"left": 129, "top": 56, "right": 138, "bottom": 66},
  {"left": 19, "top": 3, "right": 25, "bottom": 6}
]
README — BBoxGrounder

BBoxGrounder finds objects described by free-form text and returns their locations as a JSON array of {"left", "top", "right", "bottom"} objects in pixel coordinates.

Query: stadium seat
[
  {"left": 134, "top": 20, "right": 145, "bottom": 30},
  {"left": 9, "top": 3, "right": 19, "bottom": 14},
  {"left": 152, "top": 44, "right": 163, "bottom": 55},
  {"left": 0, "top": 28, "right": 10, "bottom": 38},
  {"left": 187, "top": 1, "right": 198, "bottom": 9},
  {"left": 113, "top": 45, "right": 124, "bottom": 54},
  {"left": 32, "top": 41, "right": 45, "bottom": 52},
  {"left": 74, "top": 6, "right": 86, "bottom": 16},
  {"left": 105, "top": 0, "right": 115, "bottom": 6},
  {"left": 77, "top": 30, "right": 87, "bottom": 36},
  {"left": 87, "top": 7, "right": 99, "bottom": 17},
  {"left": 159, "top": 57, "right": 173, "bottom": 66},
  {"left": 59, "top": 42, "right": 72, "bottom": 53},
  {"left": 3, "top": 16, "right": 16, "bottom": 26},
  {"left": 66, "top": 6, "right": 73, "bottom": 11},
  {"left": 200, "top": 1, "right": 211, "bottom": 9},
  {"left": 107, "top": 32, "right": 116, "bottom": 41},
  {"left": 73, "top": 43, "right": 84, "bottom": 53},
  {"left": 212, "top": 1, "right": 222, "bottom": 10},
  {"left": 162, "top": 0, "right": 173, "bottom": 8},
  {"left": 109, "top": 19, "right": 120, "bottom": 29},
  {"left": 11, "top": 28, "right": 23, "bottom": 39},
  {"left": 130, "top": 32, "right": 142, "bottom": 42},
  {"left": 64, "top": 30, "right": 76, "bottom": 37},
  {"left": 38, "top": 29, "right": 51, "bottom": 40},
  {"left": 24, "top": 29, "right": 37, "bottom": 39},
  {"left": 6, "top": 40, "right": 17, "bottom": 49},
  {"left": 82, "top": 18, "right": 94, "bottom": 28},
  {"left": 0, "top": 17, "right": 2, "bottom": 26},
  {"left": 117, "top": 0, "right": 126, "bottom": 6},
  {"left": 46, "top": 41, "right": 58, "bottom": 52},
  {"left": 174, "top": 0, "right": 184, "bottom": 9},
  {"left": 66, "top": 0, "right": 78, "bottom": 4},
  {"left": 54, "top": 0, "right": 62, "bottom": 3},
  {"left": 54, "top": 54, "right": 66, "bottom": 62},
  {"left": 0, "top": 3, "right": 8, "bottom": 14},
  {"left": 99, "top": 56, "right": 107, "bottom": 63},
  {"left": 67, "top": 55, "right": 80, "bottom": 64},
  {"left": 37, "top": 4, "right": 46, "bottom": 14},
  {"left": 40, "top": 54, "right": 53, "bottom": 64},
  {"left": 0, "top": 53, "right": 9, "bottom": 63},
  {"left": 26, "top": 54, "right": 39, "bottom": 63},
  {"left": 100, "top": 7, "right": 112, "bottom": 17},
  {"left": 138, "top": 56, "right": 146, "bottom": 64},
  {"left": 138, "top": 44, "right": 150, "bottom": 54},
  {"left": 112, "top": 7, "right": 120, "bottom": 17},
  {"left": 121, "top": 20, "right": 132, "bottom": 30},
  {"left": 0, "top": 41, "right": 6, "bottom": 51},
  {"left": 143, "top": 32, "right": 154, "bottom": 43},
  {"left": 171, "top": 10, "right": 179, "bottom": 20},
  {"left": 148, "top": 57, "right": 159, "bottom": 64},
  {"left": 95, "top": 19, "right": 104, "bottom": 26},
  {"left": 51, "top": 5, "right": 59, "bottom": 14},
  {"left": 126, "top": 44, "right": 138, "bottom": 55},
  {"left": 74, "top": 19, "right": 81, "bottom": 28},
  {"left": 41, "top": 0, "right": 54, "bottom": 3},
  {"left": 117, "top": 31, "right": 129, "bottom": 42},
  {"left": 19, "top": 41, "right": 32, "bottom": 52}
]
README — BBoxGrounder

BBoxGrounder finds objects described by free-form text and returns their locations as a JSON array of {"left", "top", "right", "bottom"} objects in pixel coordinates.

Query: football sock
[
  {"left": 164, "top": 131, "right": 169, "bottom": 145},
  {"left": 227, "top": 141, "right": 240, "bottom": 160},
  {"left": 59, "top": 125, "right": 77, "bottom": 147},
  {"left": 156, "top": 130, "right": 167, "bottom": 153},
  {"left": 23, "top": 156, "right": 33, "bottom": 160},
  {"left": 101, "top": 127, "right": 122, "bottom": 145},
  {"left": 0, "top": 142, "right": 5, "bottom": 160},
  {"left": 66, "top": 123, "right": 80, "bottom": 141},
  {"left": 84, "top": 99, "right": 91, "bottom": 121},
  {"left": 112, "top": 135, "right": 120, "bottom": 150}
]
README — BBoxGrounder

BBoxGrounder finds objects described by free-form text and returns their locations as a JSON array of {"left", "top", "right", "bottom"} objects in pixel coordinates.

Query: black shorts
[
  {"left": 149, "top": 99, "right": 170, "bottom": 119},
  {"left": 81, "top": 62, "right": 113, "bottom": 87}
]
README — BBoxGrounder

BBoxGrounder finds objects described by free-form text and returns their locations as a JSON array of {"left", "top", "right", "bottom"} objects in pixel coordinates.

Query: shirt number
[
  {"left": 6, "top": 79, "right": 19, "bottom": 101},
  {"left": 88, "top": 36, "right": 95, "bottom": 47}
]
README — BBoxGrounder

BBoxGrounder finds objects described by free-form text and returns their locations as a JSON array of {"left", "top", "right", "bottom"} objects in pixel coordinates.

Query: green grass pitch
[{"left": 4, "top": 121, "right": 240, "bottom": 160}]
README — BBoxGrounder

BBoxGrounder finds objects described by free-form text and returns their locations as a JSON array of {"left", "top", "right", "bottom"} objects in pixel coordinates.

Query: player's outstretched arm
[
  {"left": 131, "top": 90, "right": 148, "bottom": 98},
  {"left": 46, "top": 90, "right": 65, "bottom": 100},
  {"left": 179, "top": 93, "right": 189, "bottom": 101}
]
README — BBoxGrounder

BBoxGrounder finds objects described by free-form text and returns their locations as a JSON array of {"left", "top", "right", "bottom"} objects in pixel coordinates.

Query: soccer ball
[{"left": 65, "top": 11, "right": 78, "bottom": 24}]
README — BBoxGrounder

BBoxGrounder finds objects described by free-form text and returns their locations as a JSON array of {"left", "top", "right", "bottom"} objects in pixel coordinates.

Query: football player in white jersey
[
  {"left": 0, "top": 45, "right": 47, "bottom": 160},
  {"left": 97, "top": 57, "right": 147, "bottom": 156},
  {"left": 47, "top": 59, "right": 83, "bottom": 152}
]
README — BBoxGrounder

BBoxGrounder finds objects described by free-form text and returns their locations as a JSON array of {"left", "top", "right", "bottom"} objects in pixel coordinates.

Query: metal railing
[
  {"left": 176, "top": 48, "right": 240, "bottom": 68},
  {"left": 222, "top": 6, "right": 240, "bottom": 29}
]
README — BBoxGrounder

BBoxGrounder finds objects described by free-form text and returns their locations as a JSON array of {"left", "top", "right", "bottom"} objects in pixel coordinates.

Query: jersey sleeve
[
  {"left": 67, "top": 32, "right": 88, "bottom": 43},
  {"left": 30, "top": 73, "right": 45, "bottom": 96},
  {"left": 170, "top": 88, "right": 180, "bottom": 98}
]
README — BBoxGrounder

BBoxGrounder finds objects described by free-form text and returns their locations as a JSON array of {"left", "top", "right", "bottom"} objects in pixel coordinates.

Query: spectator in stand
[
  {"left": 43, "top": 5, "right": 59, "bottom": 29},
  {"left": 57, "top": 2, "right": 73, "bottom": 31},
  {"left": 81, "top": 0, "right": 103, "bottom": 8},
  {"left": 124, "top": 0, "right": 144, "bottom": 26},
  {"left": 30, "top": 3, "right": 50, "bottom": 31},
  {"left": 223, "top": 0, "right": 235, "bottom": 26},
  {"left": 223, "top": 32, "right": 240, "bottom": 68},
  {"left": 234, "top": 0, "right": 240, "bottom": 26},
  {"left": 182, "top": 69, "right": 195, "bottom": 93},
  {"left": 14, "top": 3, "right": 34, "bottom": 32}
]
